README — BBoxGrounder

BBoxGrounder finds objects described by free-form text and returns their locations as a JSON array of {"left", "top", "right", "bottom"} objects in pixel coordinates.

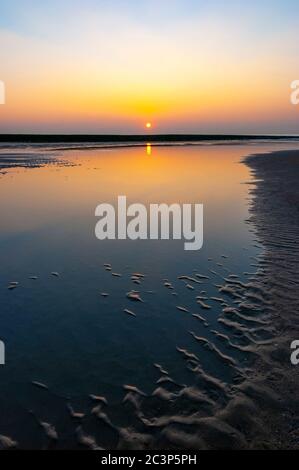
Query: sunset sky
[{"left": 0, "top": 0, "right": 298, "bottom": 134}]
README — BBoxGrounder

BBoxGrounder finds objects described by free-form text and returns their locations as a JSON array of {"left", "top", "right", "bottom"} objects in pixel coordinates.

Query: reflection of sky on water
[{"left": 0, "top": 143, "right": 298, "bottom": 430}]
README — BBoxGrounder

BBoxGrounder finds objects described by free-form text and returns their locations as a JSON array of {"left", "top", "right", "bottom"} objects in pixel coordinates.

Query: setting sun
[{"left": 145, "top": 122, "right": 152, "bottom": 129}]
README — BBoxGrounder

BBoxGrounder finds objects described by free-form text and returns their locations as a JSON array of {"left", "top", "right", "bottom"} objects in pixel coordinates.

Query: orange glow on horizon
[{"left": 0, "top": 4, "right": 298, "bottom": 135}]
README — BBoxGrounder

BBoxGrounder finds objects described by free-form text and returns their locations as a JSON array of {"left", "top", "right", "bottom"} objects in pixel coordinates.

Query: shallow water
[{"left": 0, "top": 141, "right": 299, "bottom": 448}]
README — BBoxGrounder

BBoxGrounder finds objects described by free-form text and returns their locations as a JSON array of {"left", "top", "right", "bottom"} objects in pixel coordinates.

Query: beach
[
  {"left": 1, "top": 0, "right": 299, "bottom": 458},
  {"left": 0, "top": 142, "right": 299, "bottom": 449},
  {"left": 239, "top": 150, "right": 299, "bottom": 448}
]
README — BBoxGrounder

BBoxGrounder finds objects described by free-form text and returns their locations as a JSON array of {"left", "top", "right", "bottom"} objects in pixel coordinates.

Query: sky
[{"left": 0, "top": 0, "right": 298, "bottom": 134}]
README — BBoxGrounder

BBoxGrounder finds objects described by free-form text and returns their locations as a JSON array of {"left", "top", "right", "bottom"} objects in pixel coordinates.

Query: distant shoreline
[{"left": 0, "top": 134, "right": 299, "bottom": 144}]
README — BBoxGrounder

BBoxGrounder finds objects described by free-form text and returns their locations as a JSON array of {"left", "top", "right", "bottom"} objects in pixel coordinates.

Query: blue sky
[
  {"left": 0, "top": 1, "right": 298, "bottom": 133},
  {"left": 1, "top": 0, "right": 299, "bottom": 42}
]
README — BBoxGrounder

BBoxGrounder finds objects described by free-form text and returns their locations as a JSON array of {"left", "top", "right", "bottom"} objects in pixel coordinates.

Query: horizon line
[{"left": 0, "top": 133, "right": 299, "bottom": 143}]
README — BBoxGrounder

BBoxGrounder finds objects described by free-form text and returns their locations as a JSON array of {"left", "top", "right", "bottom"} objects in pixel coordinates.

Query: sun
[{"left": 145, "top": 122, "right": 152, "bottom": 129}]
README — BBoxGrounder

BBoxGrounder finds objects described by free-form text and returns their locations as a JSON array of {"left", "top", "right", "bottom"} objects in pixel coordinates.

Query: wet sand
[
  {"left": 106, "top": 148, "right": 299, "bottom": 450},
  {"left": 0, "top": 151, "right": 72, "bottom": 174},
  {"left": 97, "top": 148, "right": 299, "bottom": 450},
  {"left": 239, "top": 149, "right": 299, "bottom": 448},
  {"left": 1, "top": 146, "right": 299, "bottom": 449}
]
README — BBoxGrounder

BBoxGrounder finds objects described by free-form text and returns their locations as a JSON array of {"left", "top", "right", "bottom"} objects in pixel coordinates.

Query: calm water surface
[{"left": 0, "top": 142, "right": 298, "bottom": 446}]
